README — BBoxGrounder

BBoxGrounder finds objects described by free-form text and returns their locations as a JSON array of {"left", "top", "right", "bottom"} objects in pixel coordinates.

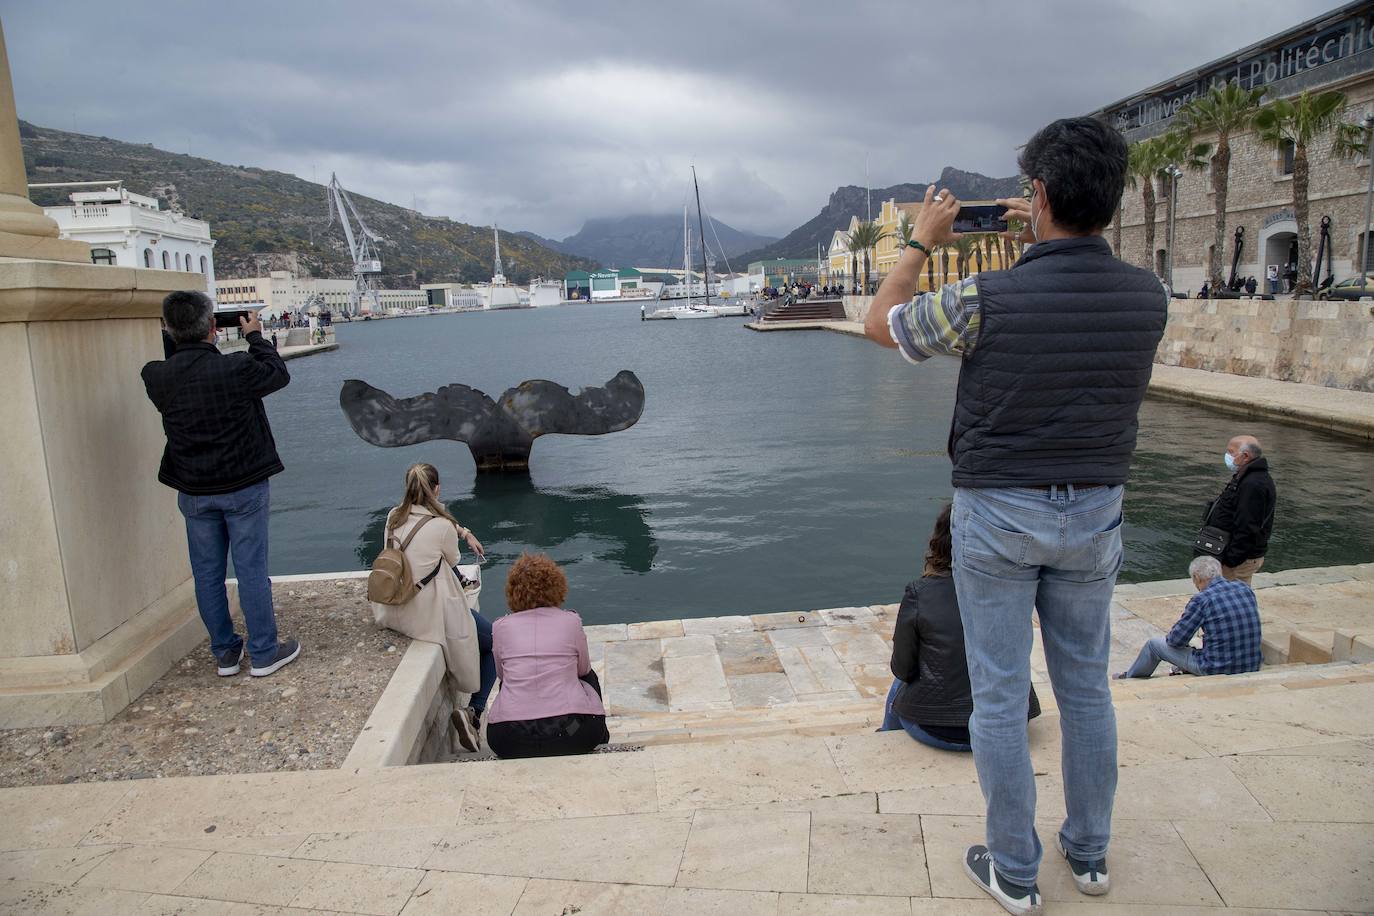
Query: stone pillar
[{"left": 0, "top": 16, "right": 207, "bottom": 726}]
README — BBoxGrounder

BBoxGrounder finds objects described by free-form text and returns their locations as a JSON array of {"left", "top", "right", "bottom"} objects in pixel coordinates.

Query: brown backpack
[{"left": 367, "top": 515, "right": 442, "bottom": 605}]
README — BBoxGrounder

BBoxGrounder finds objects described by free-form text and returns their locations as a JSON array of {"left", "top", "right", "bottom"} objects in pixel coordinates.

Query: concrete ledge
[
  {"left": 343, "top": 640, "right": 447, "bottom": 769},
  {"left": 0, "top": 258, "right": 200, "bottom": 322},
  {"left": 744, "top": 319, "right": 866, "bottom": 338},
  {"left": 279, "top": 341, "right": 338, "bottom": 360}
]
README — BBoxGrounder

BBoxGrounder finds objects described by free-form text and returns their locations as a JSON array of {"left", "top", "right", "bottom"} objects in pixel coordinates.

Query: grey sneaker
[
  {"left": 215, "top": 644, "right": 244, "bottom": 677},
  {"left": 250, "top": 640, "right": 301, "bottom": 677},
  {"left": 963, "top": 845, "right": 1043, "bottom": 915},
  {"left": 450, "top": 706, "right": 480, "bottom": 753},
  {"left": 1056, "top": 835, "right": 1109, "bottom": 895}
]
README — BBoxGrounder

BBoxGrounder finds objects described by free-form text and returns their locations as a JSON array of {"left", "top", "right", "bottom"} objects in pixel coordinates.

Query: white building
[
  {"left": 217, "top": 272, "right": 427, "bottom": 318},
  {"left": 38, "top": 182, "right": 216, "bottom": 295}
]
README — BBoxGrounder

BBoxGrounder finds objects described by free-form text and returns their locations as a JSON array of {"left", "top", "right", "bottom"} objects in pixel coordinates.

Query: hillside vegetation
[{"left": 21, "top": 122, "right": 595, "bottom": 284}]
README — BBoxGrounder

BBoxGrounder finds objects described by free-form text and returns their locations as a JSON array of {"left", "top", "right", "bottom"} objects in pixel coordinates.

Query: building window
[
  {"left": 161, "top": 250, "right": 170, "bottom": 269},
  {"left": 143, "top": 248, "right": 153, "bottom": 268},
  {"left": 200, "top": 255, "right": 208, "bottom": 275},
  {"left": 90, "top": 247, "right": 115, "bottom": 265},
  {"left": 1280, "top": 140, "right": 1295, "bottom": 176}
]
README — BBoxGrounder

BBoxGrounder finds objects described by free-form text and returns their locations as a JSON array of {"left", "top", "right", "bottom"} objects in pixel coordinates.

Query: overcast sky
[{"left": 6, "top": 0, "right": 1342, "bottom": 238}]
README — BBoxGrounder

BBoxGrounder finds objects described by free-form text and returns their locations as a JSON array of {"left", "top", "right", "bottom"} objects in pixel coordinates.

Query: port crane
[{"left": 326, "top": 173, "right": 383, "bottom": 316}]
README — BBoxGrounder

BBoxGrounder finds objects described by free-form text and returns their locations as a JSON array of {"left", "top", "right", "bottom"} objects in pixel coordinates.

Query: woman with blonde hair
[
  {"left": 485, "top": 552, "right": 608, "bottom": 759},
  {"left": 370, "top": 463, "right": 495, "bottom": 752}
]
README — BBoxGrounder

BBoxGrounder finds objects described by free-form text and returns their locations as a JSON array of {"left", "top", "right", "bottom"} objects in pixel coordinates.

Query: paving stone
[
  {"left": 0, "top": 879, "right": 150, "bottom": 916},
  {"left": 0, "top": 781, "right": 130, "bottom": 851},
  {"left": 660, "top": 634, "right": 718, "bottom": 657},
  {"left": 727, "top": 672, "right": 797, "bottom": 708},
  {"left": 1035, "top": 818, "right": 1223, "bottom": 906},
  {"left": 0, "top": 845, "right": 121, "bottom": 887},
  {"left": 662, "top": 886, "right": 779, "bottom": 915},
  {"left": 1223, "top": 753, "right": 1374, "bottom": 822},
  {"left": 173, "top": 851, "right": 324, "bottom": 906},
  {"left": 766, "top": 626, "right": 834, "bottom": 649},
  {"left": 751, "top": 611, "right": 823, "bottom": 630},
  {"left": 603, "top": 637, "right": 670, "bottom": 714},
  {"left": 582, "top": 623, "right": 628, "bottom": 643},
  {"left": 76, "top": 844, "right": 212, "bottom": 894},
  {"left": 777, "top": 645, "right": 855, "bottom": 695},
  {"left": 664, "top": 652, "right": 733, "bottom": 712},
  {"left": 137, "top": 897, "right": 242, "bottom": 915},
  {"left": 676, "top": 809, "right": 809, "bottom": 892},
  {"left": 1175, "top": 820, "right": 1374, "bottom": 911},
  {"left": 824, "top": 731, "right": 979, "bottom": 794},
  {"left": 823, "top": 626, "right": 893, "bottom": 668},
  {"left": 651, "top": 736, "right": 849, "bottom": 810},
  {"left": 292, "top": 828, "right": 445, "bottom": 869},
  {"left": 909, "top": 900, "right": 1004, "bottom": 915},
  {"left": 398, "top": 871, "right": 526, "bottom": 916},
  {"left": 715, "top": 631, "right": 785, "bottom": 676},
  {"left": 806, "top": 812, "right": 929, "bottom": 896},
  {"left": 290, "top": 860, "right": 424, "bottom": 915},
  {"left": 779, "top": 892, "right": 913, "bottom": 914},
  {"left": 428, "top": 812, "right": 692, "bottom": 886},
  {"left": 510, "top": 878, "right": 668, "bottom": 916},
  {"left": 1108, "top": 757, "right": 1273, "bottom": 822},
  {"left": 459, "top": 752, "right": 658, "bottom": 824},
  {"left": 818, "top": 607, "right": 878, "bottom": 626},
  {"left": 628, "top": 619, "right": 684, "bottom": 640},
  {"left": 681, "top": 615, "right": 755, "bottom": 636}
]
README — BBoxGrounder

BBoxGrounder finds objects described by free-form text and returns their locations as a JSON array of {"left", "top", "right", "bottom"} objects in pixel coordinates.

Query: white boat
[{"left": 644, "top": 207, "right": 720, "bottom": 320}]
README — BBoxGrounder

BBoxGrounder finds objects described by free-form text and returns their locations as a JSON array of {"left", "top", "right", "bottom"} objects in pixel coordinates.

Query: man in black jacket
[
  {"left": 142, "top": 291, "right": 301, "bottom": 678},
  {"left": 1204, "top": 435, "right": 1277, "bottom": 586}
]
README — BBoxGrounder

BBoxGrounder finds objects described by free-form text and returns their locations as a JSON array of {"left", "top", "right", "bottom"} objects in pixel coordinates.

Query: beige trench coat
[{"left": 369, "top": 508, "right": 480, "bottom": 692}]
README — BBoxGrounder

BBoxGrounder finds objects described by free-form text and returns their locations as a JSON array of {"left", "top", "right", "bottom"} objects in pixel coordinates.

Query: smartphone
[
  {"left": 213, "top": 309, "right": 250, "bottom": 329},
  {"left": 953, "top": 201, "right": 1009, "bottom": 234}
]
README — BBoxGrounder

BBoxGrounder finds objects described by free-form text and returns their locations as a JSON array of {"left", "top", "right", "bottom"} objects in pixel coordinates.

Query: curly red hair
[{"left": 505, "top": 552, "right": 568, "bottom": 612}]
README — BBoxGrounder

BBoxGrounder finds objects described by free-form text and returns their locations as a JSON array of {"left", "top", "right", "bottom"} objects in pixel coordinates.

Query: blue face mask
[{"left": 1224, "top": 452, "right": 1237, "bottom": 472}]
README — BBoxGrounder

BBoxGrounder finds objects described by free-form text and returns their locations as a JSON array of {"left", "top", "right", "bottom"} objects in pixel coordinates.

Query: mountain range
[
  {"left": 20, "top": 122, "right": 595, "bottom": 284},
  {"left": 732, "top": 167, "right": 1023, "bottom": 265},
  {"left": 516, "top": 214, "right": 775, "bottom": 270}
]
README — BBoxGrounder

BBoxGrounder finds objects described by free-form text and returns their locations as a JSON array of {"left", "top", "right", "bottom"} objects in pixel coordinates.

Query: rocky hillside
[
  {"left": 519, "top": 213, "right": 775, "bottom": 269},
  {"left": 21, "top": 122, "right": 595, "bottom": 284},
  {"left": 734, "top": 166, "right": 1022, "bottom": 263}
]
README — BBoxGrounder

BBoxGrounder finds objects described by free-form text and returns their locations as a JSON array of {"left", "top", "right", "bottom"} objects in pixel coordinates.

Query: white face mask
[{"left": 1224, "top": 452, "right": 1237, "bottom": 472}]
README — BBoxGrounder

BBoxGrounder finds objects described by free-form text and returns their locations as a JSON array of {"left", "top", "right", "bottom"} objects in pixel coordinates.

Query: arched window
[
  {"left": 199, "top": 255, "right": 208, "bottom": 275},
  {"left": 90, "top": 248, "right": 115, "bottom": 265},
  {"left": 161, "top": 250, "right": 170, "bottom": 269},
  {"left": 143, "top": 248, "right": 153, "bottom": 268}
]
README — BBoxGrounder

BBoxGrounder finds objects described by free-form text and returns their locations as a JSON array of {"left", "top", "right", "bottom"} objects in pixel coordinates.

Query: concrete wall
[{"left": 1157, "top": 296, "right": 1374, "bottom": 390}]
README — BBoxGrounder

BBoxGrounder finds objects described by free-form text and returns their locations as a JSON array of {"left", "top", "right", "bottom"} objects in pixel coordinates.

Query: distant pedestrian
[
  {"left": 141, "top": 292, "right": 300, "bottom": 679},
  {"left": 1266, "top": 264, "right": 1279, "bottom": 294},
  {"left": 270, "top": 331, "right": 278, "bottom": 349},
  {"left": 1196, "top": 435, "right": 1276, "bottom": 587},
  {"left": 1244, "top": 276, "right": 1257, "bottom": 296}
]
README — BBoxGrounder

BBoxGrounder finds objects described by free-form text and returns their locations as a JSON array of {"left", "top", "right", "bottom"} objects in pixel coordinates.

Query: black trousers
[{"left": 486, "top": 670, "right": 610, "bottom": 760}]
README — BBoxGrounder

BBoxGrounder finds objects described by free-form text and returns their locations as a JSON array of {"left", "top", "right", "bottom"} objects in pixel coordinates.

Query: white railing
[{"left": 72, "top": 205, "right": 109, "bottom": 218}]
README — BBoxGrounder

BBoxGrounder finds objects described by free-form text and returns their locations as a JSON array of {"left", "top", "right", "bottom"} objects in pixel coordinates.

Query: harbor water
[{"left": 264, "top": 303, "right": 1374, "bottom": 626}]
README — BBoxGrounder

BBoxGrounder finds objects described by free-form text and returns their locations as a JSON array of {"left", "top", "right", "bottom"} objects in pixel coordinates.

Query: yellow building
[{"left": 825, "top": 197, "right": 1014, "bottom": 293}]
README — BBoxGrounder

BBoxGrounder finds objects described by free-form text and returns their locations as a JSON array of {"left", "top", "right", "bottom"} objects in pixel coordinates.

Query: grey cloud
[{"left": 6, "top": 0, "right": 1340, "bottom": 238}]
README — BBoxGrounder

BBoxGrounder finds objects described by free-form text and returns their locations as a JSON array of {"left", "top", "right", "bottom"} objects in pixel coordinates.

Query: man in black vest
[
  {"left": 143, "top": 291, "right": 301, "bottom": 680},
  {"left": 864, "top": 118, "right": 1167, "bottom": 914}
]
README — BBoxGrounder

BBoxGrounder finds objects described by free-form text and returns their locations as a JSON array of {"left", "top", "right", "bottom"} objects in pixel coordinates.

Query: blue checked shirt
[
  {"left": 1167, "top": 577, "right": 1263, "bottom": 675},
  {"left": 886, "top": 277, "right": 982, "bottom": 363}
]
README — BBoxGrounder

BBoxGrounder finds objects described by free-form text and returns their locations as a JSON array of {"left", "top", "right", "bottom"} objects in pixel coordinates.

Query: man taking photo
[
  {"left": 863, "top": 118, "right": 1167, "bottom": 914},
  {"left": 143, "top": 291, "right": 301, "bottom": 679}
]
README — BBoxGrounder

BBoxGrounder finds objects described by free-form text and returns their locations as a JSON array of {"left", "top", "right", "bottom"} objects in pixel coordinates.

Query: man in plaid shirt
[{"left": 1118, "top": 554, "right": 1261, "bottom": 678}]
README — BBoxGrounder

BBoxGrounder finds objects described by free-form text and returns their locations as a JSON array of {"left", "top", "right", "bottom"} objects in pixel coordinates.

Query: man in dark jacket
[
  {"left": 1203, "top": 435, "right": 1277, "bottom": 586},
  {"left": 142, "top": 291, "right": 301, "bottom": 678},
  {"left": 864, "top": 118, "right": 1167, "bottom": 912}
]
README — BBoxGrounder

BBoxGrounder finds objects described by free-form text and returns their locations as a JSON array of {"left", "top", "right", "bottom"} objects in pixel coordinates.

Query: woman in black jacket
[{"left": 882, "top": 504, "right": 1040, "bottom": 751}]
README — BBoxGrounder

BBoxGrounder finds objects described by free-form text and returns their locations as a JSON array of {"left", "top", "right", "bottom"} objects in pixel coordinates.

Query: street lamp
[
  {"left": 1166, "top": 164, "right": 1183, "bottom": 292},
  {"left": 1360, "top": 114, "right": 1374, "bottom": 298}
]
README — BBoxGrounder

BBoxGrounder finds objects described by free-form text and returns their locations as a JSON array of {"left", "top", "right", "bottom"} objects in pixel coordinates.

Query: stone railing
[{"left": 1156, "top": 297, "right": 1374, "bottom": 391}]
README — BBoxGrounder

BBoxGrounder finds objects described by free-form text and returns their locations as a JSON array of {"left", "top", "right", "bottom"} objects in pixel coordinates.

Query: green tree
[
  {"left": 1153, "top": 129, "right": 1211, "bottom": 282},
  {"left": 951, "top": 236, "right": 980, "bottom": 280},
  {"left": 1126, "top": 138, "right": 1164, "bottom": 271},
  {"left": 845, "top": 219, "right": 891, "bottom": 295},
  {"left": 1180, "top": 81, "right": 1265, "bottom": 292},
  {"left": 1254, "top": 90, "right": 1368, "bottom": 297}
]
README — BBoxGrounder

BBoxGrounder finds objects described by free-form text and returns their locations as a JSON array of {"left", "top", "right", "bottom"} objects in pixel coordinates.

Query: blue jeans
[
  {"left": 952, "top": 484, "right": 1124, "bottom": 886},
  {"left": 1125, "top": 636, "right": 1203, "bottom": 678},
  {"left": 177, "top": 479, "right": 278, "bottom": 667},
  {"left": 880, "top": 680, "right": 973, "bottom": 752},
  {"left": 470, "top": 609, "right": 496, "bottom": 714}
]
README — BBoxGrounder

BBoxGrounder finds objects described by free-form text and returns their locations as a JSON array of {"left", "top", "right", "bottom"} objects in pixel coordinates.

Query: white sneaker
[
  {"left": 1056, "top": 835, "right": 1110, "bottom": 895},
  {"left": 963, "top": 845, "right": 1043, "bottom": 915}
]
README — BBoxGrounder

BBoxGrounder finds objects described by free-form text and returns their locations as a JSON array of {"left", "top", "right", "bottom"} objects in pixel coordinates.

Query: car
[{"left": 1318, "top": 275, "right": 1374, "bottom": 300}]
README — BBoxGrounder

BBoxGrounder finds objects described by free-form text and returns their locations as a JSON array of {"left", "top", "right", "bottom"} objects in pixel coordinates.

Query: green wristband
[{"left": 904, "top": 239, "right": 933, "bottom": 258}]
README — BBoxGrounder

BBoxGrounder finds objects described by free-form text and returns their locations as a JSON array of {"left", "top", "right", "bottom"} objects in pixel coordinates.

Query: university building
[{"left": 1094, "top": 2, "right": 1374, "bottom": 293}]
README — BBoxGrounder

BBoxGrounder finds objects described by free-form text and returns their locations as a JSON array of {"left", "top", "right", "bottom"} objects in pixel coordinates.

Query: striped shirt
[{"left": 886, "top": 277, "right": 983, "bottom": 364}]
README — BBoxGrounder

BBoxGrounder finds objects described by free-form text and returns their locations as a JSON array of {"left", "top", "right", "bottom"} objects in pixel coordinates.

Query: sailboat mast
[
  {"left": 692, "top": 166, "right": 711, "bottom": 307},
  {"left": 682, "top": 206, "right": 691, "bottom": 301}
]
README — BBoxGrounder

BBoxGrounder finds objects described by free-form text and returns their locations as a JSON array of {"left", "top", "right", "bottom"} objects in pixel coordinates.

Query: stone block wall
[{"left": 1157, "top": 297, "right": 1374, "bottom": 390}]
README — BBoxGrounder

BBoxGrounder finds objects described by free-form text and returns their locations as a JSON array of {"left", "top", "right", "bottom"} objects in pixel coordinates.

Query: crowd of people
[{"left": 142, "top": 114, "right": 1286, "bottom": 914}]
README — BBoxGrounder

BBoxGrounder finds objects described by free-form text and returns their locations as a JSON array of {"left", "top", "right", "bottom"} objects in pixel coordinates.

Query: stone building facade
[{"left": 1092, "top": 3, "right": 1374, "bottom": 295}]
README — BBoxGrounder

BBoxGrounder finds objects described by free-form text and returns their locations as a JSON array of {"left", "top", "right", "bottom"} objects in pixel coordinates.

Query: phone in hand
[
  {"left": 953, "top": 202, "right": 1009, "bottom": 234},
  {"left": 213, "top": 309, "right": 250, "bottom": 329}
]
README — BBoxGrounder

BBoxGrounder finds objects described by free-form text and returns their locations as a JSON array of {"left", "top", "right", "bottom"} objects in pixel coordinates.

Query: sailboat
[{"left": 647, "top": 205, "right": 718, "bottom": 319}]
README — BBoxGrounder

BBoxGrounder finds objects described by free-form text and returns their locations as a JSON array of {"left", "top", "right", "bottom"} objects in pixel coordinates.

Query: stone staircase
[{"left": 760, "top": 297, "right": 846, "bottom": 322}]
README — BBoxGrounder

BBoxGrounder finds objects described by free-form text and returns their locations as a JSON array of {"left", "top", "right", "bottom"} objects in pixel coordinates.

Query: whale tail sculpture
[{"left": 339, "top": 370, "right": 645, "bottom": 471}]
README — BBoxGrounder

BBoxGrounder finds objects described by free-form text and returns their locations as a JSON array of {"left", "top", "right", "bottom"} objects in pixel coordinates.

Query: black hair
[
  {"left": 162, "top": 290, "right": 214, "bottom": 345},
  {"left": 1017, "top": 117, "right": 1129, "bottom": 235}
]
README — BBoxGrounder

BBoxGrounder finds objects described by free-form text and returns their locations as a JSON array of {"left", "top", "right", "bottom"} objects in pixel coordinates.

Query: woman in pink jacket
[{"left": 486, "top": 553, "right": 608, "bottom": 759}]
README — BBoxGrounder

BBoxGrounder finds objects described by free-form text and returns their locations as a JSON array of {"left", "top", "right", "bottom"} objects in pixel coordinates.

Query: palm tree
[
  {"left": 845, "top": 219, "right": 891, "bottom": 295},
  {"left": 1126, "top": 138, "right": 1164, "bottom": 271},
  {"left": 1254, "top": 90, "right": 1368, "bottom": 297},
  {"left": 951, "top": 236, "right": 980, "bottom": 280},
  {"left": 1153, "top": 129, "right": 1211, "bottom": 282},
  {"left": 925, "top": 248, "right": 936, "bottom": 291},
  {"left": 1179, "top": 82, "right": 1265, "bottom": 292}
]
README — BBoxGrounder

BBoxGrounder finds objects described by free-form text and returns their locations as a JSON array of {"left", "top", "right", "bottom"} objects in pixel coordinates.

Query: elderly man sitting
[{"left": 1117, "top": 556, "right": 1262, "bottom": 679}]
